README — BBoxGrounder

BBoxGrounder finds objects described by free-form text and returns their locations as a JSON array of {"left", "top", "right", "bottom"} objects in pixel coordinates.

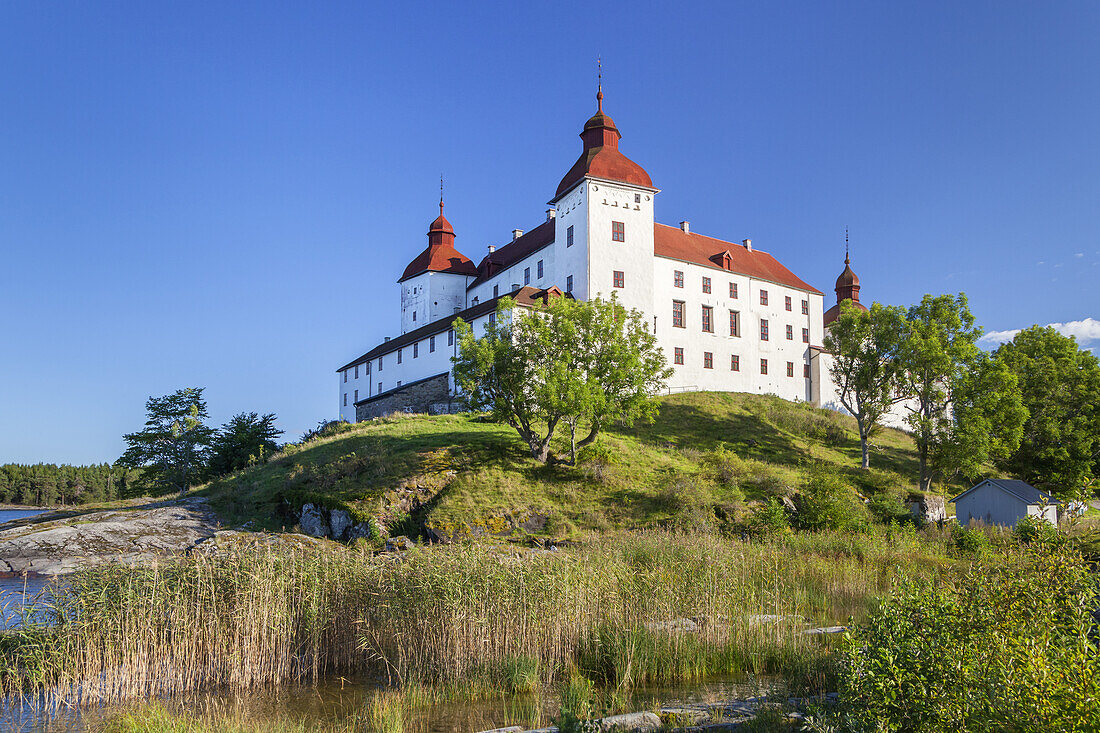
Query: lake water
[{"left": 0, "top": 509, "right": 52, "bottom": 630}]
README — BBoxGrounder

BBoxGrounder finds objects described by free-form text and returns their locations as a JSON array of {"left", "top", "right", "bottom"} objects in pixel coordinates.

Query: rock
[
  {"left": 907, "top": 495, "right": 946, "bottom": 524},
  {"left": 347, "top": 522, "right": 374, "bottom": 541},
  {"left": 474, "top": 728, "right": 525, "bottom": 733},
  {"left": 747, "top": 613, "right": 799, "bottom": 625},
  {"left": 780, "top": 496, "right": 797, "bottom": 513},
  {"left": 646, "top": 617, "right": 700, "bottom": 633},
  {"left": 329, "top": 509, "right": 353, "bottom": 541},
  {"left": 803, "top": 626, "right": 847, "bottom": 635},
  {"left": 385, "top": 536, "right": 415, "bottom": 552},
  {"left": 659, "top": 707, "right": 710, "bottom": 726},
  {"left": 299, "top": 503, "right": 329, "bottom": 538},
  {"left": 598, "top": 711, "right": 661, "bottom": 732},
  {"left": 0, "top": 499, "right": 220, "bottom": 576}
]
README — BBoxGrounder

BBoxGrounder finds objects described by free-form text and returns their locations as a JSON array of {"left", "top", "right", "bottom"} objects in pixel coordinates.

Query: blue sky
[{"left": 2, "top": 1, "right": 1097, "bottom": 465}]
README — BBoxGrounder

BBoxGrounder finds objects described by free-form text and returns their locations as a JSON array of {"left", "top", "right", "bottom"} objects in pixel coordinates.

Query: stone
[
  {"left": 803, "top": 625, "right": 847, "bottom": 635},
  {"left": 385, "top": 536, "right": 415, "bottom": 552},
  {"left": 348, "top": 522, "right": 374, "bottom": 541},
  {"left": 299, "top": 503, "right": 329, "bottom": 538},
  {"left": 598, "top": 711, "right": 661, "bottom": 732},
  {"left": 474, "top": 728, "right": 525, "bottom": 733},
  {"left": 329, "top": 509, "right": 353, "bottom": 541},
  {"left": 646, "top": 617, "right": 700, "bottom": 633},
  {"left": 659, "top": 707, "right": 710, "bottom": 726},
  {"left": 908, "top": 495, "right": 946, "bottom": 524},
  {"left": 0, "top": 499, "right": 220, "bottom": 576}
]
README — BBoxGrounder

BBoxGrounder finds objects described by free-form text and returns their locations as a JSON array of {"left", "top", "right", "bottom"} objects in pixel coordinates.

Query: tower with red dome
[{"left": 823, "top": 245, "right": 868, "bottom": 327}]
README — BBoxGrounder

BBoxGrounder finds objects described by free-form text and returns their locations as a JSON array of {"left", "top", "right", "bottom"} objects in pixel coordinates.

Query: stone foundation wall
[{"left": 355, "top": 372, "right": 454, "bottom": 421}]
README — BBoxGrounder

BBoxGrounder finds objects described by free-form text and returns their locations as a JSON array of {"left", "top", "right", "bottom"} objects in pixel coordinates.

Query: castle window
[
  {"left": 343, "top": 370, "right": 347, "bottom": 383},
  {"left": 730, "top": 310, "right": 740, "bottom": 337},
  {"left": 702, "top": 276, "right": 711, "bottom": 294},
  {"left": 354, "top": 389, "right": 358, "bottom": 402},
  {"left": 343, "top": 393, "right": 347, "bottom": 406},
  {"left": 804, "top": 363, "right": 811, "bottom": 378},
  {"left": 802, "top": 299, "right": 809, "bottom": 315},
  {"left": 612, "top": 221, "right": 625, "bottom": 242},
  {"left": 412, "top": 311, "right": 417, "bottom": 322},
  {"left": 760, "top": 289, "right": 769, "bottom": 306},
  {"left": 701, "top": 305, "right": 714, "bottom": 333},
  {"left": 760, "top": 358, "right": 768, "bottom": 375},
  {"left": 366, "top": 362, "right": 371, "bottom": 375},
  {"left": 489, "top": 312, "right": 497, "bottom": 325},
  {"left": 494, "top": 284, "right": 499, "bottom": 297},
  {"left": 448, "top": 330, "right": 454, "bottom": 346},
  {"left": 378, "top": 357, "right": 383, "bottom": 371},
  {"left": 787, "top": 362, "right": 795, "bottom": 377},
  {"left": 635, "top": 193, "right": 641, "bottom": 203},
  {"left": 613, "top": 270, "right": 625, "bottom": 288},
  {"left": 802, "top": 328, "right": 809, "bottom": 343},
  {"left": 674, "top": 347, "right": 684, "bottom": 365},
  {"left": 567, "top": 225, "right": 574, "bottom": 247},
  {"left": 354, "top": 365, "right": 359, "bottom": 379},
  {"left": 674, "top": 270, "right": 684, "bottom": 288},
  {"left": 472, "top": 296, "right": 479, "bottom": 305},
  {"left": 429, "top": 335, "right": 436, "bottom": 353},
  {"left": 537, "top": 260, "right": 544, "bottom": 279},
  {"left": 786, "top": 325, "right": 793, "bottom": 340},
  {"left": 731, "top": 355, "right": 740, "bottom": 371},
  {"left": 704, "top": 351, "right": 713, "bottom": 369},
  {"left": 760, "top": 319, "right": 769, "bottom": 341},
  {"left": 397, "top": 349, "right": 402, "bottom": 364},
  {"left": 378, "top": 383, "right": 382, "bottom": 394},
  {"left": 413, "top": 342, "right": 419, "bottom": 358},
  {"left": 524, "top": 267, "right": 530, "bottom": 285},
  {"left": 672, "top": 300, "right": 685, "bottom": 328},
  {"left": 566, "top": 275, "right": 574, "bottom": 292},
  {"left": 730, "top": 282, "right": 738, "bottom": 298},
  {"left": 785, "top": 295, "right": 792, "bottom": 311}
]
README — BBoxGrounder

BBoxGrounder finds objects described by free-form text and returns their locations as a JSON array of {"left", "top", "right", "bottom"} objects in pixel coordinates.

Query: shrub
[
  {"left": 793, "top": 470, "right": 866, "bottom": 532},
  {"left": 1013, "top": 514, "right": 1062, "bottom": 548},
  {"left": 950, "top": 522, "right": 991, "bottom": 555},
  {"left": 868, "top": 492, "right": 915, "bottom": 527},
  {"left": 749, "top": 498, "right": 790, "bottom": 536},
  {"left": 576, "top": 442, "right": 618, "bottom": 485},
  {"left": 837, "top": 550, "right": 1100, "bottom": 731}
]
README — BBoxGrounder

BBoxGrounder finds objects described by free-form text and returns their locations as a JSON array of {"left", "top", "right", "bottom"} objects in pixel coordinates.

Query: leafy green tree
[
  {"left": 207, "top": 412, "right": 283, "bottom": 478},
  {"left": 823, "top": 300, "right": 909, "bottom": 469},
  {"left": 118, "top": 387, "right": 215, "bottom": 496},
  {"left": 899, "top": 294, "right": 1025, "bottom": 491},
  {"left": 452, "top": 295, "right": 670, "bottom": 463},
  {"left": 995, "top": 326, "right": 1100, "bottom": 498}
]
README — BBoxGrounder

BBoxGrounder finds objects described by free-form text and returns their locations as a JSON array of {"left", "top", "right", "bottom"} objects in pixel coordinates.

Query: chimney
[
  {"left": 742, "top": 238, "right": 752, "bottom": 251},
  {"left": 546, "top": 209, "right": 556, "bottom": 221},
  {"left": 680, "top": 221, "right": 690, "bottom": 233},
  {"left": 512, "top": 229, "right": 524, "bottom": 241},
  {"left": 384, "top": 336, "right": 391, "bottom": 342},
  {"left": 487, "top": 245, "right": 496, "bottom": 253}
]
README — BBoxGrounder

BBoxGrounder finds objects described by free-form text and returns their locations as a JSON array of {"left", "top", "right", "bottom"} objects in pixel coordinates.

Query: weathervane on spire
[
  {"left": 596, "top": 55, "right": 603, "bottom": 112},
  {"left": 439, "top": 175, "right": 445, "bottom": 215},
  {"left": 845, "top": 227, "right": 850, "bottom": 265}
]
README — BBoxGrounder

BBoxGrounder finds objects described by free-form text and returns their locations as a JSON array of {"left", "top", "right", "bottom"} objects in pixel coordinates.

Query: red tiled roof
[
  {"left": 336, "top": 286, "right": 567, "bottom": 372},
  {"left": 553, "top": 100, "right": 653, "bottom": 201},
  {"left": 399, "top": 244, "right": 478, "bottom": 282},
  {"left": 468, "top": 219, "right": 556, "bottom": 289},
  {"left": 653, "top": 224, "right": 824, "bottom": 295},
  {"left": 824, "top": 299, "right": 868, "bottom": 327}
]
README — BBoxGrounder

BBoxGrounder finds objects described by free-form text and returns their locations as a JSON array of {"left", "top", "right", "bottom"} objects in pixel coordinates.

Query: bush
[
  {"left": 793, "top": 470, "right": 866, "bottom": 532},
  {"left": 1013, "top": 514, "right": 1062, "bottom": 548},
  {"left": 837, "top": 550, "right": 1100, "bottom": 731},
  {"left": 868, "top": 492, "right": 916, "bottom": 527},
  {"left": 750, "top": 498, "right": 791, "bottom": 536},
  {"left": 950, "top": 522, "right": 992, "bottom": 555}
]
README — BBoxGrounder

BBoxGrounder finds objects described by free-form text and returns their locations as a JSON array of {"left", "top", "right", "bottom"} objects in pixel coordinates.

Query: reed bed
[{"left": 0, "top": 528, "right": 953, "bottom": 707}]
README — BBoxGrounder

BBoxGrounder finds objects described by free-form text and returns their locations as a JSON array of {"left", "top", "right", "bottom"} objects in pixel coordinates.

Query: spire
[
  {"left": 596, "top": 56, "right": 603, "bottom": 113},
  {"left": 845, "top": 227, "right": 850, "bottom": 265},
  {"left": 427, "top": 180, "right": 455, "bottom": 245},
  {"left": 439, "top": 175, "right": 445, "bottom": 218}
]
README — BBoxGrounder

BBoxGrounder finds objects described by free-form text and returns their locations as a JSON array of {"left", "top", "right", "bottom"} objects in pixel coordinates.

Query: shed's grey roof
[{"left": 951, "top": 478, "right": 1056, "bottom": 506}]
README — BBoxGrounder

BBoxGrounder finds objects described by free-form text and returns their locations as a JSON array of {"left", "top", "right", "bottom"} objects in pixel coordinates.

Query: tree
[
  {"left": 995, "top": 326, "right": 1100, "bottom": 498},
  {"left": 452, "top": 294, "right": 671, "bottom": 463},
  {"left": 207, "top": 412, "right": 283, "bottom": 478},
  {"left": 899, "top": 294, "right": 1025, "bottom": 492},
  {"left": 118, "top": 387, "right": 215, "bottom": 496},
  {"left": 823, "top": 300, "right": 909, "bottom": 469}
]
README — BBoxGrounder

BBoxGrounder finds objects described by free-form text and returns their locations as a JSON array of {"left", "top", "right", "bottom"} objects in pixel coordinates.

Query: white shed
[{"left": 951, "top": 478, "right": 1058, "bottom": 528}]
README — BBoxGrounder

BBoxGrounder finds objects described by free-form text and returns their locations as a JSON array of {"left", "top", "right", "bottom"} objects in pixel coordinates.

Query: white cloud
[
  {"left": 979, "top": 317, "right": 1100, "bottom": 347},
  {"left": 1075, "top": 252, "right": 1085, "bottom": 258}
]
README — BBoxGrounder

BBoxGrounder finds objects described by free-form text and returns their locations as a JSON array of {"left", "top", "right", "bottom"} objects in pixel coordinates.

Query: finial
[
  {"left": 439, "top": 175, "right": 444, "bottom": 215},
  {"left": 845, "top": 227, "right": 849, "bottom": 265},
  {"left": 596, "top": 55, "right": 603, "bottom": 112}
]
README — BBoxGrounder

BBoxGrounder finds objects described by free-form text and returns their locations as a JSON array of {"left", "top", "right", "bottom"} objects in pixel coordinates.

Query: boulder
[
  {"left": 329, "top": 509, "right": 353, "bottom": 541},
  {"left": 299, "top": 504, "right": 329, "bottom": 538},
  {"left": 908, "top": 495, "right": 947, "bottom": 524},
  {"left": 347, "top": 522, "right": 374, "bottom": 541},
  {"left": 385, "top": 536, "right": 415, "bottom": 552},
  {"left": 598, "top": 712, "right": 661, "bottom": 732}
]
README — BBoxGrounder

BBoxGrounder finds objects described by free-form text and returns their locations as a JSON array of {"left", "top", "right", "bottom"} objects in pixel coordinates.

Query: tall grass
[{"left": 0, "top": 529, "right": 953, "bottom": 707}]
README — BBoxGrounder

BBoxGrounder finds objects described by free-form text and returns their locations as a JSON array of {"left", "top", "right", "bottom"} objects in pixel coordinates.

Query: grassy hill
[{"left": 198, "top": 391, "right": 958, "bottom": 540}]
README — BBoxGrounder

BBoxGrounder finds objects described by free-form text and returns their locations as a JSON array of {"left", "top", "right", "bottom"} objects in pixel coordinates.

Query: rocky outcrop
[
  {"left": 0, "top": 499, "right": 220, "bottom": 576},
  {"left": 297, "top": 503, "right": 375, "bottom": 542},
  {"left": 908, "top": 495, "right": 947, "bottom": 524},
  {"left": 426, "top": 512, "right": 548, "bottom": 544}
]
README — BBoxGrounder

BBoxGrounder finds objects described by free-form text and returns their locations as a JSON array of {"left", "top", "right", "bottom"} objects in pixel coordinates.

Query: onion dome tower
[
  {"left": 823, "top": 235, "right": 868, "bottom": 326},
  {"left": 398, "top": 188, "right": 478, "bottom": 334},
  {"left": 553, "top": 78, "right": 653, "bottom": 201}
]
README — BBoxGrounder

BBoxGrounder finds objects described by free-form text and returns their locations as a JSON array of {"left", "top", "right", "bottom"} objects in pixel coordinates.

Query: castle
[{"left": 337, "top": 87, "right": 865, "bottom": 422}]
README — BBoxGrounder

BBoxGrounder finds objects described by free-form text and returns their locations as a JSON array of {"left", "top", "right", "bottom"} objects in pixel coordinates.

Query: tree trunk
[
  {"left": 857, "top": 415, "right": 870, "bottom": 470},
  {"left": 918, "top": 443, "right": 932, "bottom": 492},
  {"left": 576, "top": 422, "right": 601, "bottom": 450},
  {"left": 569, "top": 421, "right": 577, "bottom": 465}
]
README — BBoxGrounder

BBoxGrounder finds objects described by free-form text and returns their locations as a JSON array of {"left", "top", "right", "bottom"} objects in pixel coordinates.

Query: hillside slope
[{"left": 198, "top": 392, "right": 955, "bottom": 541}]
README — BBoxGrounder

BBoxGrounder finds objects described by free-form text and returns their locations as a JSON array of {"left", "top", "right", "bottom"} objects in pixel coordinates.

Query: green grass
[{"left": 196, "top": 392, "right": 957, "bottom": 540}]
